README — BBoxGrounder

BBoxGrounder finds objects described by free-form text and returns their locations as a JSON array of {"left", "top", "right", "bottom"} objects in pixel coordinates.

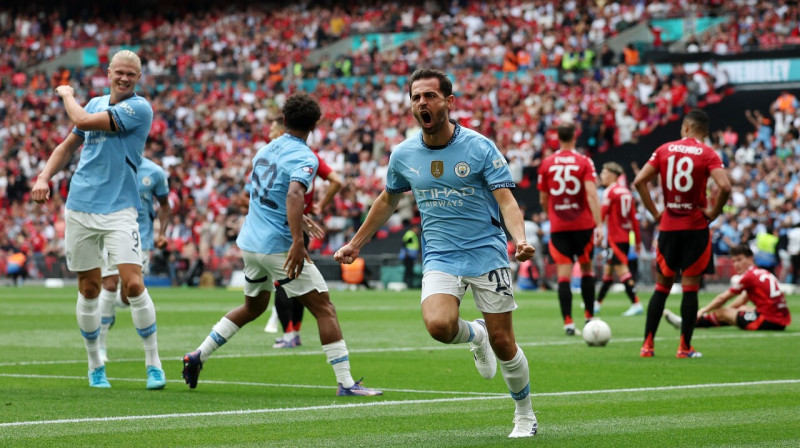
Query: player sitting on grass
[{"left": 664, "top": 244, "right": 791, "bottom": 331}]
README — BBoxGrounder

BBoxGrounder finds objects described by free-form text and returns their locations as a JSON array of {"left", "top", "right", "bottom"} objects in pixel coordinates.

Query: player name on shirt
[{"left": 667, "top": 144, "right": 703, "bottom": 155}]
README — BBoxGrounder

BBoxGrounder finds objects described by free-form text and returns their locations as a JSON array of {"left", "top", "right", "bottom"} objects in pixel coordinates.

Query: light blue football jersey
[
  {"left": 66, "top": 93, "right": 153, "bottom": 214},
  {"left": 137, "top": 158, "right": 169, "bottom": 251},
  {"left": 386, "top": 124, "right": 515, "bottom": 277},
  {"left": 237, "top": 134, "right": 318, "bottom": 254}
]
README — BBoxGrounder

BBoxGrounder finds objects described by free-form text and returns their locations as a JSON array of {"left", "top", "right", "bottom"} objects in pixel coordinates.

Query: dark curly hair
[{"left": 282, "top": 93, "right": 321, "bottom": 133}]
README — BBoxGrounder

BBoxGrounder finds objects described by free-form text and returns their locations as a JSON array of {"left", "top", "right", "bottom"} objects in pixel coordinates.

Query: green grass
[{"left": 1, "top": 286, "right": 799, "bottom": 447}]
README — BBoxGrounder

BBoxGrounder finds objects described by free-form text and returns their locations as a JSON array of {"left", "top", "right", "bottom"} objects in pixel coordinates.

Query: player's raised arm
[
  {"left": 492, "top": 188, "right": 534, "bottom": 262},
  {"left": 55, "top": 85, "right": 120, "bottom": 132},
  {"left": 335, "top": 190, "right": 402, "bottom": 264}
]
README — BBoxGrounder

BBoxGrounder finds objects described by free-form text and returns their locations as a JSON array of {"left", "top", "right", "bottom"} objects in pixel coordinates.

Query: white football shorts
[
  {"left": 101, "top": 248, "right": 151, "bottom": 277},
  {"left": 421, "top": 269, "right": 518, "bottom": 314},
  {"left": 241, "top": 250, "right": 328, "bottom": 298},
  {"left": 65, "top": 208, "right": 142, "bottom": 272}
]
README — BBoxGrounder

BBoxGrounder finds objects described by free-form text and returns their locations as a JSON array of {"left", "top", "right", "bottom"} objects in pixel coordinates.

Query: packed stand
[
  {"left": 680, "top": 1, "right": 800, "bottom": 55},
  {"left": 706, "top": 90, "right": 800, "bottom": 284},
  {"left": 0, "top": 1, "right": 791, "bottom": 286}
]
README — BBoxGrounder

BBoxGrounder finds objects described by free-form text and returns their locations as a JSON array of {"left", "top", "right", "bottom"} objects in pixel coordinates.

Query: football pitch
[{"left": 1, "top": 286, "right": 798, "bottom": 447}]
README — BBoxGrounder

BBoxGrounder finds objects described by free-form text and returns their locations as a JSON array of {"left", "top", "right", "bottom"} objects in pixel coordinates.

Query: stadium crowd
[
  {"left": 684, "top": 0, "right": 800, "bottom": 54},
  {"left": 2, "top": 1, "right": 800, "bottom": 286}
]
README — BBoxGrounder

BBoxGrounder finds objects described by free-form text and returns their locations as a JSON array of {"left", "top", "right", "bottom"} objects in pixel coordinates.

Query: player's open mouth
[{"left": 420, "top": 110, "right": 432, "bottom": 125}]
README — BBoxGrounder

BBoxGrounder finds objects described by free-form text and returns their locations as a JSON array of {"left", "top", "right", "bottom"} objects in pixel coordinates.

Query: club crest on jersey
[
  {"left": 142, "top": 176, "right": 152, "bottom": 186},
  {"left": 454, "top": 162, "right": 470, "bottom": 177},
  {"left": 302, "top": 166, "right": 314, "bottom": 174},
  {"left": 431, "top": 161, "right": 444, "bottom": 178}
]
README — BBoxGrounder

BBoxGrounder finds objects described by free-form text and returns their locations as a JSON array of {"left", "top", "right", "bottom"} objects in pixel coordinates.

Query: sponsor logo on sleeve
[{"left": 119, "top": 103, "right": 136, "bottom": 116}]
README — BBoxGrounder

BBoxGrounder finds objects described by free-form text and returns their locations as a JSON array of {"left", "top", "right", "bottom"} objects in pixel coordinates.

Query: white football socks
[
  {"left": 323, "top": 339, "right": 355, "bottom": 388},
  {"left": 197, "top": 317, "right": 240, "bottom": 363},
  {"left": 499, "top": 345, "right": 533, "bottom": 416},
  {"left": 97, "top": 288, "right": 116, "bottom": 353},
  {"left": 76, "top": 293, "right": 102, "bottom": 370},
  {"left": 127, "top": 289, "right": 161, "bottom": 369},
  {"left": 450, "top": 319, "right": 485, "bottom": 345}
]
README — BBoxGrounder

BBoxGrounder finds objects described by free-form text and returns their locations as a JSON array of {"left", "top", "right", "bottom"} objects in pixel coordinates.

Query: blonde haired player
[{"left": 31, "top": 50, "right": 165, "bottom": 389}]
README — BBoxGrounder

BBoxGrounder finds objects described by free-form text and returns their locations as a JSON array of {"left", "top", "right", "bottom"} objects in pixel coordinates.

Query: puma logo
[{"left": 409, "top": 166, "right": 421, "bottom": 176}]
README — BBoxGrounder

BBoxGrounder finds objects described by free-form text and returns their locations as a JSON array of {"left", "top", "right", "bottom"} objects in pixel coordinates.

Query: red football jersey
[
  {"left": 303, "top": 152, "right": 333, "bottom": 213},
  {"left": 730, "top": 266, "right": 792, "bottom": 327},
  {"left": 602, "top": 183, "right": 641, "bottom": 244},
  {"left": 538, "top": 149, "right": 598, "bottom": 232},
  {"left": 646, "top": 137, "right": 723, "bottom": 231}
]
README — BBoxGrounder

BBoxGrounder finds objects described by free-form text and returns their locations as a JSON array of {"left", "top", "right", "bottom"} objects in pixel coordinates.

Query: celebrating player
[
  {"left": 632, "top": 109, "right": 731, "bottom": 358},
  {"left": 182, "top": 93, "right": 381, "bottom": 397},
  {"left": 335, "top": 68, "right": 537, "bottom": 438},
  {"left": 31, "top": 50, "right": 165, "bottom": 388},
  {"left": 264, "top": 114, "right": 344, "bottom": 349}
]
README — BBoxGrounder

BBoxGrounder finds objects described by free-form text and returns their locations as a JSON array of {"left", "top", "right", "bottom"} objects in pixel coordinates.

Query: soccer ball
[{"left": 583, "top": 319, "right": 611, "bottom": 346}]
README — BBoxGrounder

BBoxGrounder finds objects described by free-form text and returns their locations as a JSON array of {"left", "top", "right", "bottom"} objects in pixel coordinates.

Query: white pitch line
[
  {"left": 1, "top": 379, "right": 798, "bottom": 428},
  {"left": 2, "top": 331, "right": 796, "bottom": 367},
  {"left": 0, "top": 373, "right": 505, "bottom": 396}
]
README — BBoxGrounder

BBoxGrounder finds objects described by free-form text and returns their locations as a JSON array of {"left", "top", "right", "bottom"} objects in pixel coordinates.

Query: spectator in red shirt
[
  {"left": 648, "top": 23, "right": 663, "bottom": 49},
  {"left": 670, "top": 78, "right": 688, "bottom": 118}
]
